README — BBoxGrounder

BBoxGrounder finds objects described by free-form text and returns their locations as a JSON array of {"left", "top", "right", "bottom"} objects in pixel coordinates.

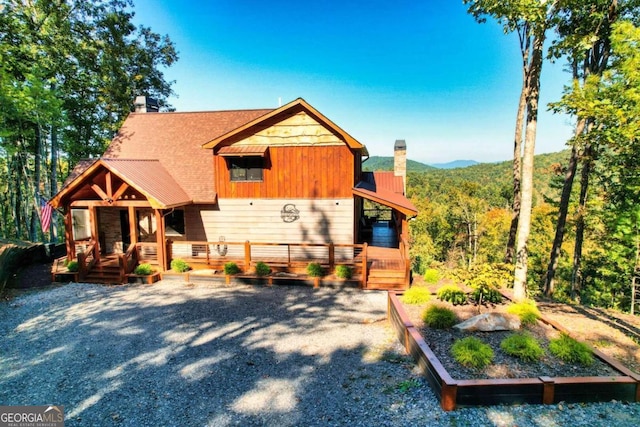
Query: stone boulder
[{"left": 453, "top": 312, "right": 521, "bottom": 332}]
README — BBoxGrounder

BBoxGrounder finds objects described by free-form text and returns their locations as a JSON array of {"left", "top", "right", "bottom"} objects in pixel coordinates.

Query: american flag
[{"left": 40, "top": 198, "right": 53, "bottom": 233}]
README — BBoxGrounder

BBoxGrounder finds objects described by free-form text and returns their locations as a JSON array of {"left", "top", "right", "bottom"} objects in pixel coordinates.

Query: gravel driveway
[{"left": 1, "top": 281, "right": 638, "bottom": 426}]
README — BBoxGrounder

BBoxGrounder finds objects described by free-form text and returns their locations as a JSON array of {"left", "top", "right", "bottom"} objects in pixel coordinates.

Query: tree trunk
[
  {"left": 513, "top": 32, "right": 546, "bottom": 301},
  {"left": 505, "top": 80, "right": 527, "bottom": 264},
  {"left": 543, "top": 120, "right": 586, "bottom": 296},
  {"left": 31, "top": 125, "right": 42, "bottom": 242},
  {"left": 50, "top": 125, "right": 59, "bottom": 241},
  {"left": 571, "top": 144, "right": 593, "bottom": 301}
]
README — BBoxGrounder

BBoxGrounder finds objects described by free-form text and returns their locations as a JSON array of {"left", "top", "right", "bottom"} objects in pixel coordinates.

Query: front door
[{"left": 120, "top": 210, "right": 131, "bottom": 250}]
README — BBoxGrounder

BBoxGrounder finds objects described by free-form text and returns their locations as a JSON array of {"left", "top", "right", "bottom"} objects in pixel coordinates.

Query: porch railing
[
  {"left": 168, "top": 240, "right": 367, "bottom": 275},
  {"left": 77, "top": 239, "right": 97, "bottom": 281},
  {"left": 118, "top": 242, "right": 139, "bottom": 283}
]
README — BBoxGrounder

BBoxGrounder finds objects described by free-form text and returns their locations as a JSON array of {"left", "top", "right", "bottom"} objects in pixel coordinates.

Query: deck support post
[
  {"left": 361, "top": 243, "right": 368, "bottom": 289},
  {"left": 244, "top": 241, "right": 251, "bottom": 273},
  {"left": 154, "top": 209, "right": 166, "bottom": 271},
  {"left": 89, "top": 206, "right": 100, "bottom": 264}
]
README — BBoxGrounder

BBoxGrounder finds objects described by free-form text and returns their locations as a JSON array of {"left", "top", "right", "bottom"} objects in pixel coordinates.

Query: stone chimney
[
  {"left": 134, "top": 95, "right": 160, "bottom": 113},
  {"left": 394, "top": 139, "right": 407, "bottom": 194}
]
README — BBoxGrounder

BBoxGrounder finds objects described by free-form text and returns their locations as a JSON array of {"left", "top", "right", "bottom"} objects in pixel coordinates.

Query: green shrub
[
  {"left": 66, "top": 260, "right": 79, "bottom": 272},
  {"left": 549, "top": 334, "right": 594, "bottom": 366},
  {"left": 436, "top": 284, "right": 467, "bottom": 305},
  {"left": 470, "top": 284, "right": 503, "bottom": 304},
  {"left": 335, "top": 265, "right": 352, "bottom": 279},
  {"left": 134, "top": 263, "right": 154, "bottom": 275},
  {"left": 307, "top": 262, "right": 324, "bottom": 277},
  {"left": 451, "top": 337, "right": 494, "bottom": 369},
  {"left": 500, "top": 333, "right": 544, "bottom": 362},
  {"left": 170, "top": 258, "right": 190, "bottom": 273},
  {"left": 423, "top": 268, "right": 440, "bottom": 284},
  {"left": 422, "top": 305, "right": 457, "bottom": 329},
  {"left": 401, "top": 286, "right": 431, "bottom": 305},
  {"left": 254, "top": 261, "right": 271, "bottom": 277},
  {"left": 506, "top": 300, "right": 541, "bottom": 326},
  {"left": 224, "top": 262, "right": 241, "bottom": 275}
]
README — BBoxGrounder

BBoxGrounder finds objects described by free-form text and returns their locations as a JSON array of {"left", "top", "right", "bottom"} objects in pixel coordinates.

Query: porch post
[
  {"left": 155, "top": 209, "right": 166, "bottom": 271},
  {"left": 128, "top": 206, "right": 137, "bottom": 247},
  {"left": 64, "top": 208, "right": 75, "bottom": 261},
  {"left": 89, "top": 206, "right": 100, "bottom": 263}
]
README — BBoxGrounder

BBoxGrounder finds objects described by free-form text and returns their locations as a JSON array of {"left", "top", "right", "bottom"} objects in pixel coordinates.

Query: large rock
[{"left": 453, "top": 312, "right": 521, "bottom": 332}]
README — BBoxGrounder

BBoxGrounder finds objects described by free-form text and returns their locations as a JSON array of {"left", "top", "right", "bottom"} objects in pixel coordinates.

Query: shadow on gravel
[{"left": 0, "top": 282, "right": 419, "bottom": 426}]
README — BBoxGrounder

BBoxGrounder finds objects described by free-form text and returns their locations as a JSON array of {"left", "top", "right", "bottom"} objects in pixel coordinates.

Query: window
[
  {"left": 165, "top": 210, "right": 185, "bottom": 236},
  {"left": 72, "top": 209, "right": 91, "bottom": 240},
  {"left": 229, "top": 157, "right": 263, "bottom": 181}
]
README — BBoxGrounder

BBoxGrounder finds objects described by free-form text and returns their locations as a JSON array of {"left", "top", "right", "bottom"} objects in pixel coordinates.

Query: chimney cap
[{"left": 394, "top": 139, "right": 406, "bottom": 150}]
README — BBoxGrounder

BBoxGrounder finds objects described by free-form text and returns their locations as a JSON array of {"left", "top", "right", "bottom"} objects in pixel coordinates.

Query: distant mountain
[
  {"left": 363, "top": 156, "right": 435, "bottom": 172},
  {"left": 429, "top": 160, "right": 479, "bottom": 169}
]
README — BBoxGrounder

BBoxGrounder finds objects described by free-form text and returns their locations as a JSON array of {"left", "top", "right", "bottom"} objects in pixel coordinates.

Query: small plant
[
  {"left": 395, "top": 378, "right": 421, "bottom": 393},
  {"left": 66, "top": 260, "right": 79, "bottom": 272},
  {"left": 500, "top": 333, "right": 544, "bottom": 362},
  {"left": 436, "top": 284, "right": 467, "bottom": 305},
  {"left": 224, "top": 262, "right": 241, "bottom": 275},
  {"left": 335, "top": 265, "right": 352, "bottom": 279},
  {"left": 254, "top": 261, "right": 271, "bottom": 277},
  {"left": 170, "top": 258, "right": 190, "bottom": 273},
  {"left": 549, "top": 334, "right": 594, "bottom": 366},
  {"left": 506, "top": 300, "right": 541, "bottom": 326},
  {"left": 422, "top": 305, "right": 457, "bottom": 329},
  {"left": 423, "top": 268, "right": 440, "bottom": 284},
  {"left": 401, "top": 286, "right": 431, "bottom": 305},
  {"left": 307, "top": 262, "right": 324, "bottom": 277},
  {"left": 470, "top": 283, "right": 503, "bottom": 305},
  {"left": 134, "top": 263, "right": 154, "bottom": 275},
  {"left": 451, "top": 337, "right": 494, "bottom": 369}
]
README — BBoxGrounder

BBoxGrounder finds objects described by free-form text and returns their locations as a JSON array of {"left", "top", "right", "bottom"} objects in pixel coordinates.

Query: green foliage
[
  {"left": 470, "top": 284, "right": 503, "bottom": 305},
  {"left": 500, "top": 333, "right": 544, "bottom": 362},
  {"left": 451, "top": 337, "right": 494, "bottom": 370},
  {"left": 134, "top": 263, "right": 154, "bottom": 275},
  {"left": 363, "top": 156, "right": 434, "bottom": 172},
  {"left": 422, "top": 305, "right": 457, "bottom": 329},
  {"left": 224, "top": 262, "right": 241, "bottom": 275},
  {"left": 335, "top": 265, "right": 352, "bottom": 279},
  {"left": 170, "top": 259, "right": 190, "bottom": 273},
  {"left": 306, "top": 262, "right": 323, "bottom": 277},
  {"left": 436, "top": 285, "right": 467, "bottom": 305},
  {"left": 549, "top": 334, "right": 594, "bottom": 366},
  {"left": 401, "top": 286, "right": 431, "bottom": 305},
  {"left": 254, "top": 262, "right": 271, "bottom": 277},
  {"left": 423, "top": 268, "right": 440, "bottom": 284},
  {"left": 506, "top": 300, "right": 541, "bottom": 326},
  {"left": 67, "top": 261, "right": 79, "bottom": 272}
]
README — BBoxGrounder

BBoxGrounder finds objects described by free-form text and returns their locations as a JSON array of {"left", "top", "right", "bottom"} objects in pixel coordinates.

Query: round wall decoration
[{"left": 281, "top": 204, "right": 300, "bottom": 223}]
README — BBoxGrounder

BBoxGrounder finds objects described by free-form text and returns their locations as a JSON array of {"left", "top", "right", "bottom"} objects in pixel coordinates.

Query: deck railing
[
  {"left": 118, "top": 242, "right": 139, "bottom": 283},
  {"left": 167, "top": 240, "right": 367, "bottom": 274},
  {"left": 77, "top": 239, "right": 97, "bottom": 281}
]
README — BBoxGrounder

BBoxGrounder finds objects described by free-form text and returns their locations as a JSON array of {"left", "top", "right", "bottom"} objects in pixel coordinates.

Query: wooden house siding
[
  {"left": 184, "top": 199, "right": 354, "bottom": 245},
  {"left": 214, "top": 145, "right": 355, "bottom": 199},
  {"left": 213, "top": 111, "right": 357, "bottom": 199}
]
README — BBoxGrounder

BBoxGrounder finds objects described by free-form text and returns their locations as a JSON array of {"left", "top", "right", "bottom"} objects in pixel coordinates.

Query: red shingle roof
[
  {"left": 101, "top": 159, "right": 191, "bottom": 208},
  {"left": 104, "top": 109, "right": 273, "bottom": 202},
  {"left": 362, "top": 171, "right": 404, "bottom": 194}
]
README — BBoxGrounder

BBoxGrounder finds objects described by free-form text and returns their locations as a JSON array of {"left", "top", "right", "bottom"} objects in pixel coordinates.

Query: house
[{"left": 50, "top": 98, "right": 417, "bottom": 288}]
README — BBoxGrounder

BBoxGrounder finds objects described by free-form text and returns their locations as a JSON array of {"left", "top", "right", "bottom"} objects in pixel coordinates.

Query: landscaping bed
[{"left": 388, "top": 290, "right": 640, "bottom": 410}]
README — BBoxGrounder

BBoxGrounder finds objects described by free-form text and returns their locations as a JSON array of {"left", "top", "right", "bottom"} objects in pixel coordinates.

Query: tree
[
  {"left": 544, "top": 1, "right": 640, "bottom": 298},
  {"left": 0, "top": 0, "right": 177, "bottom": 241},
  {"left": 465, "top": 0, "right": 558, "bottom": 300}
]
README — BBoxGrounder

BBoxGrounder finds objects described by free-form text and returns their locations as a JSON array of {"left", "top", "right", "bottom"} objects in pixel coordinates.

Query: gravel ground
[{"left": 1, "top": 281, "right": 639, "bottom": 426}]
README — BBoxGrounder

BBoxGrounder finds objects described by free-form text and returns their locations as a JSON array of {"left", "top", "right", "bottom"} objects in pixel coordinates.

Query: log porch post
[
  {"left": 155, "top": 209, "right": 166, "bottom": 271},
  {"left": 89, "top": 206, "right": 100, "bottom": 263},
  {"left": 128, "top": 206, "right": 137, "bottom": 248},
  {"left": 64, "top": 208, "right": 75, "bottom": 261}
]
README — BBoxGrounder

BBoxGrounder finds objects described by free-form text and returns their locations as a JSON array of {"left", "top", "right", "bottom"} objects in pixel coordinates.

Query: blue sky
[{"left": 132, "top": 0, "right": 574, "bottom": 164}]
